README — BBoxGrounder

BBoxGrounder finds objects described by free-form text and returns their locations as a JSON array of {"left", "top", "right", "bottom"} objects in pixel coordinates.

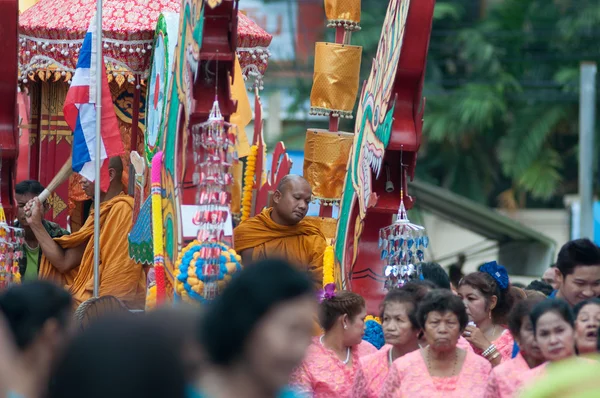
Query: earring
[
  {"left": 488, "top": 312, "right": 492, "bottom": 320},
  {"left": 344, "top": 324, "right": 348, "bottom": 330}
]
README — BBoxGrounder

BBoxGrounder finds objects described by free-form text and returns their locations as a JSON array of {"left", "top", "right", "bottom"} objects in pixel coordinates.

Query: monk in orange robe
[
  {"left": 25, "top": 157, "right": 146, "bottom": 309},
  {"left": 233, "top": 175, "right": 327, "bottom": 288}
]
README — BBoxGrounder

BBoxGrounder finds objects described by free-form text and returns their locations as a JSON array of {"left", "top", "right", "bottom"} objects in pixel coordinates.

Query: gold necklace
[{"left": 424, "top": 347, "right": 459, "bottom": 377}]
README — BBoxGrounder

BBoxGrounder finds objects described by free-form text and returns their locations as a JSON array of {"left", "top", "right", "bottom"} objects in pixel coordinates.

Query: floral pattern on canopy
[{"left": 18, "top": 0, "right": 272, "bottom": 87}]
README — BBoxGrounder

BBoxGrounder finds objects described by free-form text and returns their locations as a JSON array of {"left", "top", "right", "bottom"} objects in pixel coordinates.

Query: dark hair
[
  {"left": 199, "top": 259, "right": 314, "bottom": 366},
  {"left": 512, "top": 282, "right": 526, "bottom": 289},
  {"left": 573, "top": 298, "right": 600, "bottom": 319},
  {"left": 526, "top": 280, "right": 553, "bottom": 296},
  {"left": 556, "top": 239, "right": 600, "bottom": 276},
  {"left": 320, "top": 290, "right": 365, "bottom": 331},
  {"left": 530, "top": 299, "right": 575, "bottom": 335},
  {"left": 458, "top": 272, "right": 515, "bottom": 324},
  {"left": 417, "top": 290, "right": 468, "bottom": 332},
  {"left": 508, "top": 296, "right": 545, "bottom": 338},
  {"left": 380, "top": 289, "right": 419, "bottom": 329},
  {"left": 48, "top": 316, "right": 186, "bottom": 398},
  {"left": 15, "top": 180, "right": 45, "bottom": 196},
  {"left": 0, "top": 281, "right": 72, "bottom": 350},
  {"left": 400, "top": 280, "right": 436, "bottom": 302},
  {"left": 420, "top": 262, "right": 451, "bottom": 290}
]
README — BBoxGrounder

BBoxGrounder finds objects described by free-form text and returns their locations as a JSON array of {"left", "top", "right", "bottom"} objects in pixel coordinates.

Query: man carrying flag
[{"left": 24, "top": 17, "right": 146, "bottom": 309}]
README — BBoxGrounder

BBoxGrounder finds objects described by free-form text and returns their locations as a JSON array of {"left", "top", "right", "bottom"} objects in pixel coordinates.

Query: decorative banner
[
  {"left": 309, "top": 42, "right": 362, "bottom": 119},
  {"left": 335, "top": 0, "right": 411, "bottom": 284},
  {"left": 303, "top": 128, "right": 353, "bottom": 203},
  {"left": 145, "top": 12, "right": 179, "bottom": 164},
  {"left": 160, "top": 0, "right": 205, "bottom": 295},
  {"left": 324, "top": 0, "right": 361, "bottom": 31}
]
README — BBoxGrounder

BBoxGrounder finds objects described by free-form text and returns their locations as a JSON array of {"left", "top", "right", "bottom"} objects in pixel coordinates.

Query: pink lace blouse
[
  {"left": 289, "top": 337, "right": 376, "bottom": 398},
  {"left": 380, "top": 348, "right": 492, "bottom": 397},
  {"left": 473, "top": 328, "right": 514, "bottom": 362},
  {"left": 484, "top": 353, "right": 543, "bottom": 398},
  {"left": 353, "top": 345, "right": 393, "bottom": 398}
]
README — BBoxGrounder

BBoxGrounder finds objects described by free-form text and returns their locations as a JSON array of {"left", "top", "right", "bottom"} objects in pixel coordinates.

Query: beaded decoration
[
  {"left": 379, "top": 153, "right": 429, "bottom": 289},
  {"left": 174, "top": 241, "right": 242, "bottom": 304}
]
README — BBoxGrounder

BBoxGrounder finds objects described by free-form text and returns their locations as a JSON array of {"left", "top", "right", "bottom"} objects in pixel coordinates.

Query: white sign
[
  {"left": 241, "top": 0, "right": 298, "bottom": 61},
  {"left": 180, "top": 205, "right": 233, "bottom": 239}
]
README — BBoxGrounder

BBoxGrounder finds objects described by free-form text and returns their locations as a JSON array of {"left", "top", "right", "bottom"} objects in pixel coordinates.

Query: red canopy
[{"left": 19, "top": 0, "right": 272, "bottom": 86}]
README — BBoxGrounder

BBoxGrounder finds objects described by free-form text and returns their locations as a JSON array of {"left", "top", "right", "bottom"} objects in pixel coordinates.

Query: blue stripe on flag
[
  {"left": 77, "top": 32, "right": 93, "bottom": 69},
  {"left": 72, "top": 105, "right": 93, "bottom": 172}
]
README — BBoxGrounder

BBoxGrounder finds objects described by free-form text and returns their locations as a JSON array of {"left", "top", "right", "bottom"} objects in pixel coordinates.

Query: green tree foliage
[{"left": 419, "top": 0, "right": 600, "bottom": 207}]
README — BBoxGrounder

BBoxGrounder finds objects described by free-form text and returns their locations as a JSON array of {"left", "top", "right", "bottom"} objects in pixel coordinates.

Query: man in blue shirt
[{"left": 550, "top": 239, "right": 600, "bottom": 306}]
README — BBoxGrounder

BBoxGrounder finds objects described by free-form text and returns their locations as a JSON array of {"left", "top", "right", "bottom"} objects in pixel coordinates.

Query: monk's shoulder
[{"left": 233, "top": 214, "right": 266, "bottom": 233}]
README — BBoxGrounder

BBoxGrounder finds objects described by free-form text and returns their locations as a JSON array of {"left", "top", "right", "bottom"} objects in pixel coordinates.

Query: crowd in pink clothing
[{"left": 289, "top": 239, "right": 600, "bottom": 398}]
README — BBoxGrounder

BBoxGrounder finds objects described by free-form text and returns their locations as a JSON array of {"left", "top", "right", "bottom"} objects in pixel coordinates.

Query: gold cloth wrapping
[
  {"left": 303, "top": 129, "right": 353, "bottom": 201},
  {"left": 305, "top": 216, "right": 338, "bottom": 244},
  {"left": 324, "top": 0, "right": 361, "bottom": 30},
  {"left": 310, "top": 42, "right": 362, "bottom": 118}
]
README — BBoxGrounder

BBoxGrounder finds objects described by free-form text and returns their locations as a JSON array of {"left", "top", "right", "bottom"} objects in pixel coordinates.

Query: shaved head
[
  {"left": 108, "top": 156, "right": 123, "bottom": 175},
  {"left": 276, "top": 175, "right": 310, "bottom": 193},
  {"left": 271, "top": 175, "right": 312, "bottom": 226}
]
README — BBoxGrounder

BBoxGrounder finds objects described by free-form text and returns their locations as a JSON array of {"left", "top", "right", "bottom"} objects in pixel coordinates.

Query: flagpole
[{"left": 93, "top": 0, "right": 103, "bottom": 298}]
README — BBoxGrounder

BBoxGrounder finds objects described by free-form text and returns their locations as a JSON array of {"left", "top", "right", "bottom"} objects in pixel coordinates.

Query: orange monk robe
[
  {"left": 233, "top": 208, "right": 327, "bottom": 288},
  {"left": 39, "top": 194, "right": 146, "bottom": 309}
]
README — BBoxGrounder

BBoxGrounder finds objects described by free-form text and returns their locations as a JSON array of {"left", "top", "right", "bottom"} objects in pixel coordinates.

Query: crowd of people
[
  {"left": 2, "top": 174, "right": 600, "bottom": 397},
  {"left": 0, "top": 238, "right": 599, "bottom": 397}
]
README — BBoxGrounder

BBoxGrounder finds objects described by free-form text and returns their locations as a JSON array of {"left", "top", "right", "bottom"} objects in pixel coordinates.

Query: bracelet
[
  {"left": 482, "top": 344, "right": 496, "bottom": 357},
  {"left": 488, "top": 351, "right": 501, "bottom": 362}
]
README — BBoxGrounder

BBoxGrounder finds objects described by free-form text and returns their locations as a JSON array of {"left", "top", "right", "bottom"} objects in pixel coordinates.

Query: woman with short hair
[
  {"left": 353, "top": 289, "right": 420, "bottom": 397},
  {"left": 380, "top": 290, "right": 492, "bottom": 397},
  {"left": 572, "top": 298, "right": 600, "bottom": 356},
  {"left": 289, "top": 290, "right": 375, "bottom": 397}
]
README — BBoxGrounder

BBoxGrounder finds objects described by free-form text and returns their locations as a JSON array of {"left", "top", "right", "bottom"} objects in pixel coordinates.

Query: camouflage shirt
[{"left": 15, "top": 220, "right": 70, "bottom": 277}]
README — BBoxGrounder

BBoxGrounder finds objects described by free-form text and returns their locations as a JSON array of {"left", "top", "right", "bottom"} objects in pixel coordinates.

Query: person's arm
[
  {"left": 26, "top": 198, "right": 85, "bottom": 273},
  {"left": 240, "top": 248, "right": 254, "bottom": 265}
]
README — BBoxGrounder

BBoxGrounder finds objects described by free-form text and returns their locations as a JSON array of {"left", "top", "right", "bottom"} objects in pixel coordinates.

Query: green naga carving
[
  {"left": 160, "top": 0, "right": 205, "bottom": 287},
  {"left": 334, "top": 0, "right": 411, "bottom": 287}
]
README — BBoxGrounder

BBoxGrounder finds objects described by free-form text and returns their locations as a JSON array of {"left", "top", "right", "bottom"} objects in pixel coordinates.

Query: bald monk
[
  {"left": 25, "top": 157, "right": 146, "bottom": 309},
  {"left": 234, "top": 175, "right": 327, "bottom": 288}
]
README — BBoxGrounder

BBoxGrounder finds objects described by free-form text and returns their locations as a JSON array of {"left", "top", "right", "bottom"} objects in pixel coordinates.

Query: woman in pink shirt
[
  {"left": 380, "top": 290, "right": 492, "bottom": 397},
  {"left": 289, "top": 290, "right": 375, "bottom": 397},
  {"left": 353, "top": 289, "right": 420, "bottom": 398},
  {"left": 573, "top": 298, "right": 600, "bottom": 357},
  {"left": 485, "top": 296, "right": 546, "bottom": 398},
  {"left": 458, "top": 262, "right": 517, "bottom": 366}
]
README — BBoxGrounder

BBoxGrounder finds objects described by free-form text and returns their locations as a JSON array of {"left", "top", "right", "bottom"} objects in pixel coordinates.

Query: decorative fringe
[
  {"left": 241, "top": 145, "right": 258, "bottom": 222},
  {"left": 326, "top": 19, "right": 361, "bottom": 31},
  {"left": 309, "top": 106, "right": 354, "bottom": 119}
]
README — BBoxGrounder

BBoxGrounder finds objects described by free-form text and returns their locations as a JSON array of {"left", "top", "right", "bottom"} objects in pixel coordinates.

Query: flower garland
[
  {"left": 241, "top": 145, "right": 258, "bottom": 222},
  {"left": 151, "top": 152, "right": 166, "bottom": 304},
  {"left": 174, "top": 241, "right": 242, "bottom": 304},
  {"left": 145, "top": 285, "right": 157, "bottom": 310},
  {"left": 322, "top": 245, "right": 335, "bottom": 287},
  {"left": 365, "top": 315, "right": 381, "bottom": 324}
]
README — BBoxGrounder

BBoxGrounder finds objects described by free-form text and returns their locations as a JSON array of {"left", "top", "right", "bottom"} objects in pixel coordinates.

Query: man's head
[
  {"left": 271, "top": 175, "right": 312, "bottom": 226},
  {"left": 0, "top": 281, "right": 73, "bottom": 360},
  {"left": 81, "top": 156, "right": 124, "bottom": 198},
  {"left": 555, "top": 239, "right": 600, "bottom": 307},
  {"left": 15, "top": 180, "right": 49, "bottom": 227},
  {"left": 542, "top": 265, "right": 560, "bottom": 290}
]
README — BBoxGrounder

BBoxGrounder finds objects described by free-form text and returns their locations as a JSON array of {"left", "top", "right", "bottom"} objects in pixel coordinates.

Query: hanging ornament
[
  {"left": 379, "top": 152, "right": 429, "bottom": 290},
  {"left": 175, "top": 59, "right": 241, "bottom": 303}
]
